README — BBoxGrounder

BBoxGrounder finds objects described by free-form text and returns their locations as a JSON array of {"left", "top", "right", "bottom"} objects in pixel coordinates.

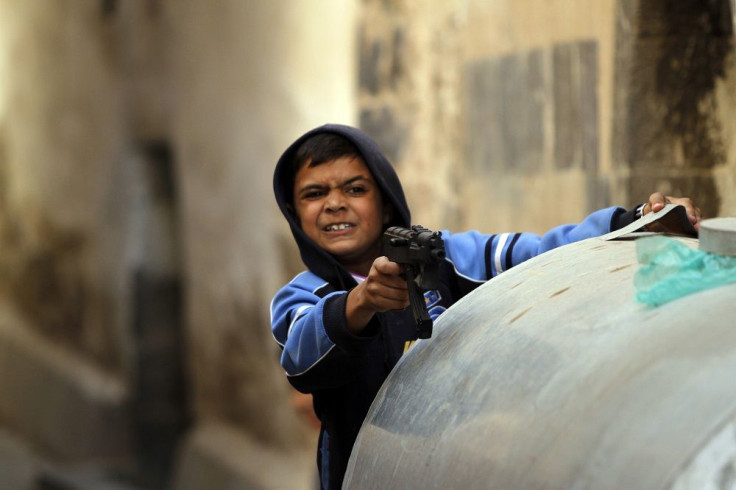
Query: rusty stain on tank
[
  {"left": 550, "top": 286, "right": 571, "bottom": 298},
  {"left": 508, "top": 307, "right": 532, "bottom": 325},
  {"left": 608, "top": 264, "right": 634, "bottom": 273}
]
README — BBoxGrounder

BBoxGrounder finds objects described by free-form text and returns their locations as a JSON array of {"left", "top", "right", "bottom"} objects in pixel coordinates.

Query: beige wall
[
  {"left": 358, "top": 0, "right": 735, "bottom": 236},
  {"left": 357, "top": 0, "right": 623, "bottom": 234},
  {"left": 462, "top": 0, "right": 620, "bottom": 231}
]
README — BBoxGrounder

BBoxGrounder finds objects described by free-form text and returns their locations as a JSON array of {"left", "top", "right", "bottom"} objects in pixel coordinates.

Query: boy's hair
[{"left": 287, "top": 133, "right": 362, "bottom": 206}]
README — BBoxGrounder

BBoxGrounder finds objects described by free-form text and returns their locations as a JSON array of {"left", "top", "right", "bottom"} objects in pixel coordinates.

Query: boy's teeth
[{"left": 326, "top": 223, "right": 352, "bottom": 231}]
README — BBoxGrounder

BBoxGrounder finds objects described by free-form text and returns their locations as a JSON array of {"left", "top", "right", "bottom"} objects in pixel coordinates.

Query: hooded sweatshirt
[{"left": 271, "top": 124, "right": 637, "bottom": 489}]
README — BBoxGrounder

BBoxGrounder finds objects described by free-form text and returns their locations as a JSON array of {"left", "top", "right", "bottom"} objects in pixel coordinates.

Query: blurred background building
[{"left": 0, "top": 1, "right": 734, "bottom": 489}]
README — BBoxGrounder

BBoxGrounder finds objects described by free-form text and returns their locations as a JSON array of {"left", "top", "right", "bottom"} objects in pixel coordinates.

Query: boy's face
[{"left": 293, "top": 155, "right": 390, "bottom": 275}]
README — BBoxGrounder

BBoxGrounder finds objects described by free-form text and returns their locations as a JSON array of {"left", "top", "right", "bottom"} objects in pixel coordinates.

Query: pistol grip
[{"left": 406, "top": 267, "right": 433, "bottom": 339}]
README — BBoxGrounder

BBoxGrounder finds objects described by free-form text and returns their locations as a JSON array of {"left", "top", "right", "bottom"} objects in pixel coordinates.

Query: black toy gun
[{"left": 383, "top": 225, "right": 446, "bottom": 339}]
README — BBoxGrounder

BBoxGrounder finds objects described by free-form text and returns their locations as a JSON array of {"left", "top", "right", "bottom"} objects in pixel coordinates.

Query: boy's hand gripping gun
[{"left": 383, "top": 225, "right": 446, "bottom": 339}]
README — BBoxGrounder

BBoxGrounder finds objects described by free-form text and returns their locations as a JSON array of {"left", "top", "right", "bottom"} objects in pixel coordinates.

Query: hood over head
[{"left": 273, "top": 123, "right": 411, "bottom": 289}]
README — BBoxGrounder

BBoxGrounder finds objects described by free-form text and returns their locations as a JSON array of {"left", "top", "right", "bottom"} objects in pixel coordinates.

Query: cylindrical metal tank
[{"left": 343, "top": 235, "right": 736, "bottom": 490}]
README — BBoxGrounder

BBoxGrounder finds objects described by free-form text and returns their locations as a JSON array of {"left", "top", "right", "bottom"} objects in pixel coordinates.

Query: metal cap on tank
[{"left": 699, "top": 217, "right": 736, "bottom": 256}]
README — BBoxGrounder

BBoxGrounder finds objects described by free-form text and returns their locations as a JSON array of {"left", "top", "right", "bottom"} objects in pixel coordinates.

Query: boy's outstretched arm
[
  {"left": 345, "top": 257, "right": 409, "bottom": 335},
  {"left": 271, "top": 258, "right": 408, "bottom": 393}
]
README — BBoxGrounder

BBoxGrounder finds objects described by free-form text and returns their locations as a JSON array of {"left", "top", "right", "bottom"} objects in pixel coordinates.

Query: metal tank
[{"left": 343, "top": 233, "right": 736, "bottom": 490}]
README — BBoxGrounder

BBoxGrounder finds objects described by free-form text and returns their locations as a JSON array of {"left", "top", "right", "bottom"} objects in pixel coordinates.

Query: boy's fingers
[
  {"left": 374, "top": 256, "right": 404, "bottom": 276},
  {"left": 643, "top": 193, "right": 702, "bottom": 232},
  {"left": 369, "top": 286, "right": 409, "bottom": 311},
  {"left": 647, "top": 192, "right": 667, "bottom": 213}
]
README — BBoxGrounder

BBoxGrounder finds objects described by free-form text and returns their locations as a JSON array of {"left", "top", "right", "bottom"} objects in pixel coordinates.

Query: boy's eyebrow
[{"left": 342, "top": 175, "right": 371, "bottom": 186}]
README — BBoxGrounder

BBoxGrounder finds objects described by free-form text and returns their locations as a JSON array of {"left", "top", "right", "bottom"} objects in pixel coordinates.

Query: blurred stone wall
[
  {"left": 0, "top": 1, "right": 734, "bottom": 490},
  {"left": 0, "top": 1, "right": 355, "bottom": 489},
  {"left": 164, "top": 2, "right": 357, "bottom": 489},
  {"left": 0, "top": 0, "right": 133, "bottom": 475}
]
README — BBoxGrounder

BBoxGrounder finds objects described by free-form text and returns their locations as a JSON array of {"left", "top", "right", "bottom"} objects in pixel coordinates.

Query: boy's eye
[
  {"left": 346, "top": 186, "right": 366, "bottom": 195},
  {"left": 303, "top": 189, "right": 326, "bottom": 199}
]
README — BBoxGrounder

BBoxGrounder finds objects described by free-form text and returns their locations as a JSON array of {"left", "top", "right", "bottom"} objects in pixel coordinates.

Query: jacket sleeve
[
  {"left": 443, "top": 206, "right": 627, "bottom": 281},
  {"left": 270, "top": 272, "right": 380, "bottom": 393}
]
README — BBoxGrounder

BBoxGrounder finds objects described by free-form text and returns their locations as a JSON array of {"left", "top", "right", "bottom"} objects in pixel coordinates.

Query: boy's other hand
[
  {"left": 643, "top": 192, "right": 702, "bottom": 232},
  {"left": 346, "top": 257, "right": 409, "bottom": 335}
]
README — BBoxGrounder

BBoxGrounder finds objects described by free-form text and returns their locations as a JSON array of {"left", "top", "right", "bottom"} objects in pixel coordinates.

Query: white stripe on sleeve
[{"left": 494, "top": 233, "right": 510, "bottom": 275}]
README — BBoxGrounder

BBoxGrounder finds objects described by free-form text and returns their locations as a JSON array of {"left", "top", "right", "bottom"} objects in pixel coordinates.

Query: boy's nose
[{"left": 325, "top": 192, "right": 346, "bottom": 212}]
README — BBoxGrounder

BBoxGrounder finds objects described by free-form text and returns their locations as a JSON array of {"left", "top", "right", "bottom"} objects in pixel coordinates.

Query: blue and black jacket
[{"left": 271, "top": 124, "right": 638, "bottom": 489}]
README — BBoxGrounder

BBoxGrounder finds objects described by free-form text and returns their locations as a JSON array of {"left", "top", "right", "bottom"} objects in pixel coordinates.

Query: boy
[{"left": 270, "top": 124, "right": 701, "bottom": 489}]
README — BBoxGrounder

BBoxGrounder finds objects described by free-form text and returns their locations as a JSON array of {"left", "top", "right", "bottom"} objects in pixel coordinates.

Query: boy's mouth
[{"left": 324, "top": 223, "right": 354, "bottom": 232}]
